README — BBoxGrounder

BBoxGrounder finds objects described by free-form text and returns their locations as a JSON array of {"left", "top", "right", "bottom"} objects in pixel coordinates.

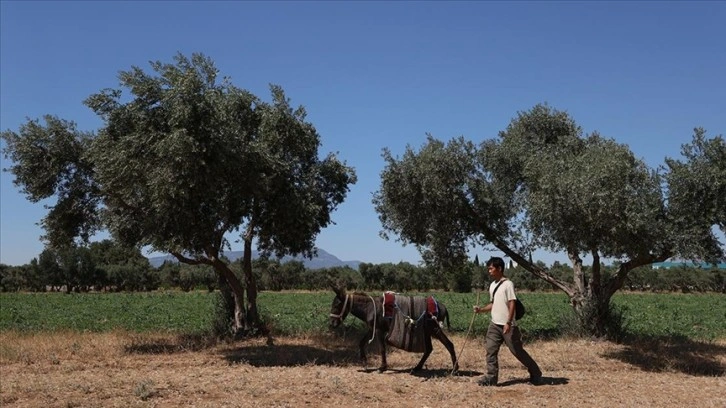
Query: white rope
[
  {"left": 330, "top": 293, "right": 377, "bottom": 344},
  {"left": 329, "top": 293, "right": 350, "bottom": 320}
]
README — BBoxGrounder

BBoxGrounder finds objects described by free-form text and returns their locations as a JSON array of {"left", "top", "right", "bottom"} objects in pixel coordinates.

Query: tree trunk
[
  {"left": 568, "top": 249, "right": 586, "bottom": 309},
  {"left": 173, "top": 250, "right": 248, "bottom": 335},
  {"left": 210, "top": 258, "right": 246, "bottom": 334},
  {"left": 575, "top": 252, "right": 670, "bottom": 339},
  {"left": 582, "top": 290, "right": 612, "bottom": 339},
  {"left": 242, "top": 238, "right": 263, "bottom": 332}
]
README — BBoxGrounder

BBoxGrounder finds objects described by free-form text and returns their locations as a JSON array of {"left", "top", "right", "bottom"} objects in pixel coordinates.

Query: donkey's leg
[
  {"left": 377, "top": 330, "right": 388, "bottom": 372},
  {"left": 434, "top": 330, "right": 458, "bottom": 373},
  {"left": 359, "top": 330, "right": 372, "bottom": 365},
  {"left": 412, "top": 332, "right": 433, "bottom": 372}
]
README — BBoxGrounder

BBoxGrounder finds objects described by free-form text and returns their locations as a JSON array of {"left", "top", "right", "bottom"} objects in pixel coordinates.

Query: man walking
[{"left": 473, "top": 257, "right": 542, "bottom": 386}]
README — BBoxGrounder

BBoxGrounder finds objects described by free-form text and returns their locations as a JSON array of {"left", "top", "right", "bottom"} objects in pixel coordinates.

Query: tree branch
[
  {"left": 605, "top": 250, "right": 672, "bottom": 297},
  {"left": 462, "top": 196, "right": 575, "bottom": 297},
  {"left": 568, "top": 248, "right": 586, "bottom": 297},
  {"left": 244, "top": 220, "right": 255, "bottom": 242},
  {"left": 590, "top": 248, "right": 601, "bottom": 297},
  {"left": 171, "top": 251, "right": 211, "bottom": 266},
  {"left": 482, "top": 228, "right": 575, "bottom": 297}
]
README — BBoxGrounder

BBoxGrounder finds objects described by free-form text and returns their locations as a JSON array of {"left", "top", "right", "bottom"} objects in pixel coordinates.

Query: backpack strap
[{"left": 491, "top": 279, "right": 505, "bottom": 301}]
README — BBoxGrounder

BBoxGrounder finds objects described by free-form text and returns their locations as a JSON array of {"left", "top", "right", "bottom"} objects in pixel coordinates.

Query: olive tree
[
  {"left": 374, "top": 104, "right": 724, "bottom": 338},
  {"left": 2, "top": 53, "right": 356, "bottom": 334}
]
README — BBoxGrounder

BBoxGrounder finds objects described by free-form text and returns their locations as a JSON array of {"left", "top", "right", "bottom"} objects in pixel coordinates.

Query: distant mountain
[{"left": 148, "top": 248, "right": 361, "bottom": 270}]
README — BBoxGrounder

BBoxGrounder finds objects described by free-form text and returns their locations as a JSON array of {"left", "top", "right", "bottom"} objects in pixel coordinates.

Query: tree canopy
[
  {"left": 2, "top": 53, "right": 357, "bottom": 333},
  {"left": 374, "top": 104, "right": 724, "bottom": 337}
]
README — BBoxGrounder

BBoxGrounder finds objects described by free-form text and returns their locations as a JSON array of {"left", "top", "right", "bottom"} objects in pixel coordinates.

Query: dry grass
[{"left": 1, "top": 331, "right": 724, "bottom": 407}]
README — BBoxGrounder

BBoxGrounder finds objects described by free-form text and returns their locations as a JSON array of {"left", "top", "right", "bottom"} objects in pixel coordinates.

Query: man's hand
[{"left": 474, "top": 303, "right": 492, "bottom": 314}]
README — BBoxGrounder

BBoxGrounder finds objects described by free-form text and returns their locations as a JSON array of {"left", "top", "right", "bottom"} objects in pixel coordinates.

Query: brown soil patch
[{"left": 1, "top": 331, "right": 724, "bottom": 407}]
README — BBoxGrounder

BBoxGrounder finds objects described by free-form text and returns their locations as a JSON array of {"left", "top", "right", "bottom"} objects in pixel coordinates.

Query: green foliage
[
  {"left": 373, "top": 135, "right": 480, "bottom": 266},
  {"left": 9, "top": 241, "right": 159, "bottom": 292},
  {"left": 358, "top": 262, "right": 439, "bottom": 292},
  {"left": 0, "top": 116, "right": 101, "bottom": 247},
  {"left": 74, "top": 53, "right": 358, "bottom": 262},
  {"left": 448, "top": 262, "right": 474, "bottom": 293},
  {"left": 627, "top": 265, "right": 725, "bottom": 293},
  {"left": 665, "top": 128, "right": 726, "bottom": 262}
]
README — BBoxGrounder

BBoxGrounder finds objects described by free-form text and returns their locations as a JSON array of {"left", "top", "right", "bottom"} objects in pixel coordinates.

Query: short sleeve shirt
[{"left": 489, "top": 279, "right": 517, "bottom": 326}]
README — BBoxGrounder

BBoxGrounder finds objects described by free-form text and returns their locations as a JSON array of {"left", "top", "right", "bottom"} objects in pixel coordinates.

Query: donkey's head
[{"left": 329, "top": 285, "right": 351, "bottom": 328}]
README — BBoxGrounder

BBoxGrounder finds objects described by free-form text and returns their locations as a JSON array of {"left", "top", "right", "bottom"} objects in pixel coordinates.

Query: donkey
[{"left": 329, "top": 286, "right": 458, "bottom": 373}]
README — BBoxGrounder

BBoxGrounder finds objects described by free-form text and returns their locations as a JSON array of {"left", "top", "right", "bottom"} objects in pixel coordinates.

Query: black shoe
[
  {"left": 477, "top": 377, "right": 497, "bottom": 386},
  {"left": 529, "top": 375, "right": 543, "bottom": 385}
]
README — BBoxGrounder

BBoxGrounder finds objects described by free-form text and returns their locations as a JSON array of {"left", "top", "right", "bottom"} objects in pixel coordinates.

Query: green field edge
[{"left": 1, "top": 291, "right": 724, "bottom": 342}]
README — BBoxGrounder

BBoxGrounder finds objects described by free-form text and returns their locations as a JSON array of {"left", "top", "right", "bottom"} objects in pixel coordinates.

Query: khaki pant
[{"left": 484, "top": 322, "right": 541, "bottom": 383}]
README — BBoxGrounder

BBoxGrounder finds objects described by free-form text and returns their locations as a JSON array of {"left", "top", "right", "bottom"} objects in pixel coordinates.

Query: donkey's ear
[
  {"left": 326, "top": 277, "right": 337, "bottom": 293},
  {"left": 330, "top": 280, "right": 346, "bottom": 298}
]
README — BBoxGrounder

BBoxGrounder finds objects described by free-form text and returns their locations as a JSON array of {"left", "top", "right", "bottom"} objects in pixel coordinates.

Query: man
[{"left": 473, "top": 256, "right": 542, "bottom": 386}]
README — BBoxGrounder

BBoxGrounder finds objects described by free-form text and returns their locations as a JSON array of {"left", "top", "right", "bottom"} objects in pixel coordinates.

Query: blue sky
[{"left": 1, "top": 1, "right": 724, "bottom": 267}]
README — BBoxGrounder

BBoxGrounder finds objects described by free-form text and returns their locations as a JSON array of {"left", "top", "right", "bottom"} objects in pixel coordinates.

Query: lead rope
[
  {"left": 368, "top": 295, "right": 377, "bottom": 344},
  {"left": 452, "top": 289, "right": 481, "bottom": 375}
]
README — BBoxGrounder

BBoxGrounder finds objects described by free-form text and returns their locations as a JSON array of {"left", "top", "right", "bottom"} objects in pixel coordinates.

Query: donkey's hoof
[{"left": 377, "top": 365, "right": 388, "bottom": 373}]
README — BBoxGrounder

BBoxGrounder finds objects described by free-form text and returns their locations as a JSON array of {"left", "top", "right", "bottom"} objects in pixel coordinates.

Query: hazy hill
[{"left": 148, "top": 248, "right": 361, "bottom": 270}]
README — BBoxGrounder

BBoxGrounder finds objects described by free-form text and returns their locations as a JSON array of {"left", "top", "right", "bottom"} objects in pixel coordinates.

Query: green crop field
[
  {"left": 1, "top": 291, "right": 724, "bottom": 341},
  {"left": 0, "top": 291, "right": 216, "bottom": 333}
]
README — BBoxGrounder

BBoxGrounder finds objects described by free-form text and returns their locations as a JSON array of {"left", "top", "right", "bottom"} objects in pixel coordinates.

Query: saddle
[
  {"left": 384, "top": 293, "right": 441, "bottom": 352},
  {"left": 383, "top": 291, "right": 439, "bottom": 323}
]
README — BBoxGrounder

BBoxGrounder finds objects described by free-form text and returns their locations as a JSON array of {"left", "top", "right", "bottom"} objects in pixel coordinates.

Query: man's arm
[
  {"left": 473, "top": 303, "right": 493, "bottom": 313},
  {"left": 504, "top": 299, "right": 516, "bottom": 333}
]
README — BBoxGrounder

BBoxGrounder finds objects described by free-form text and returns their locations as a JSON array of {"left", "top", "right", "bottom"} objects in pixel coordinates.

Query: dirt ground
[{"left": 1, "top": 331, "right": 724, "bottom": 408}]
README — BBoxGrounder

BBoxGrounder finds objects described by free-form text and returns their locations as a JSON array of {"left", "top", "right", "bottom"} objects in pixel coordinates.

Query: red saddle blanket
[
  {"left": 426, "top": 295, "right": 438, "bottom": 316},
  {"left": 383, "top": 291, "right": 397, "bottom": 318}
]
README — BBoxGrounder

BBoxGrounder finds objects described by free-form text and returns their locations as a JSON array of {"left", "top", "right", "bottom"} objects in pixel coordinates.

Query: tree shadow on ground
[
  {"left": 222, "top": 341, "right": 360, "bottom": 367},
  {"left": 220, "top": 330, "right": 467, "bottom": 372},
  {"left": 602, "top": 335, "right": 725, "bottom": 376},
  {"left": 123, "top": 333, "right": 220, "bottom": 354},
  {"left": 221, "top": 331, "right": 376, "bottom": 367}
]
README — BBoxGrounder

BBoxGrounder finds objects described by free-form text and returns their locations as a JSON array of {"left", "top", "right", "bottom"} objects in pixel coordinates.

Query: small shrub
[
  {"left": 133, "top": 379, "right": 155, "bottom": 401},
  {"left": 211, "top": 281, "right": 235, "bottom": 339},
  {"left": 560, "top": 297, "right": 629, "bottom": 341}
]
